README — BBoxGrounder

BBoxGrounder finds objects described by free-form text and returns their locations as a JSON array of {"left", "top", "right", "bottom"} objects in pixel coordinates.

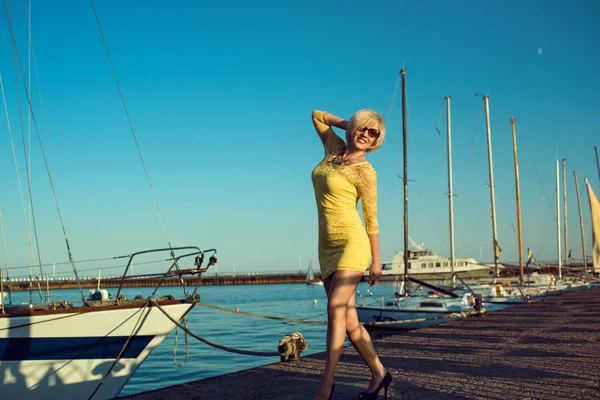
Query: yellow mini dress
[{"left": 311, "top": 110, "right": 379, "bottom": 280}]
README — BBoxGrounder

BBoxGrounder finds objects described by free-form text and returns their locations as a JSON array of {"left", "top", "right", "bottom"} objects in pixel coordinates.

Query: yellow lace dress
[{"left": 311, "top": 110, "right": 379, "bottom": 280}]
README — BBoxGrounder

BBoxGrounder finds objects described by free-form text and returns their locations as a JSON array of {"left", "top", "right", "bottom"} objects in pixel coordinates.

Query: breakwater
[{"left": 2, "top": 273, "right": 318, "bottom": 291}]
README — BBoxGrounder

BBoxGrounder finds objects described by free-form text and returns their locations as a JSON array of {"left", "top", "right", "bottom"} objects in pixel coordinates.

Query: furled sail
[{"left": 586, "top": 180, "right": 600, "bottom": 273}]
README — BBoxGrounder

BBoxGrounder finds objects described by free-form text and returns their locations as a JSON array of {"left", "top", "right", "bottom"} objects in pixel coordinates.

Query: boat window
[
  {"left": 428, "top": 263, "right": 434, "bottom": 268},
  {"left": 407, "top": 263, "right": 412, "bottom": 270},
  {"left": 421, "top": 263, "right": 426, "bottom": 269},
  {"left": 382, "top": 264, "right": 393, "bottom": 270},
  {"left": 458, "top": 261, "right": 464, "bottom": 266},
  {"left": 435, "top": 262, "right": 441, "bottom": 268},
  {"left": 420, "top": 302, "right": 444, "bottom": 308},
  {"left": 443, "top": 262, "right": 448, "bottom": 267}
]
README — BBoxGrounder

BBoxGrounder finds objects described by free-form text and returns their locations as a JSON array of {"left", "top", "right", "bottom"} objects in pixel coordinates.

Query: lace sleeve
[
  {"left": 312, "top": 110, "right": 345, "bottom": 156},
  {"left": 356, "top": 165, "right": 379, "bottom": 234}
]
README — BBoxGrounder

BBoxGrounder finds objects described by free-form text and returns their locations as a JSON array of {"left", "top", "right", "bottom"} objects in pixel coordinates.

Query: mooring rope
[
  {"left": 167, "top": 301, "right": 485, "bottom": 356},
  {"left": 197, "top": 301, "right": 486, "bottom": 327},
  {"left": 173, "top": 315, "right": 190, "bottom": 367},
  {"left": 197, "top": 302, "right": 327, "bottom": 324},
  {"left": 150, "top": 299, "right": 281, "bottom": 357}
]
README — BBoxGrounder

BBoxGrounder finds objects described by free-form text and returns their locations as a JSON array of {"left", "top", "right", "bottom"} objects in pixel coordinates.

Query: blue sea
[{"left": 6, "top": 281, "right": 397, "bottom": 397}]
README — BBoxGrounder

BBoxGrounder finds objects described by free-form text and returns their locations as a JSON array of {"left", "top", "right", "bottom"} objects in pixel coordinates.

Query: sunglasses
[{"left": 358, "top": 127, "right": 381, "bottom": 139}]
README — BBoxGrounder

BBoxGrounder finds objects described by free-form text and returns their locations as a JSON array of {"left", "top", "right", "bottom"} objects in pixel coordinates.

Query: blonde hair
[{"left": 345, "top": 109, "right": 386, "bottom": 153}]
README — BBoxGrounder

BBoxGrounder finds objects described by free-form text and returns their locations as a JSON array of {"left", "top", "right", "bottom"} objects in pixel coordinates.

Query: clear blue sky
[{"left": 1, "top": 0, "right": 599, "bottom": 278}]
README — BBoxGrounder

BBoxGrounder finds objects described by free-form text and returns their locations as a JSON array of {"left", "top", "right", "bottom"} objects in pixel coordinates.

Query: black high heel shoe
[
  {"left": 358, "top": 371, "right": 392, "bottom": 400},
  {"left": 328, "top": 382, "right": 335, "bottom": 400}
]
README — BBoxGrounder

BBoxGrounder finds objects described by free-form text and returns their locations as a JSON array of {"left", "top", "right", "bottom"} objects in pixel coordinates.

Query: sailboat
[
  {"left": 586, "top": 179, "right": 600, "bottom": 276},
  {"left": 356, "top": 77, "right": 481, "bottom": 330},
  {"left": 305, "top": 259, "right": 323, "bottom": 286},
  {"left": 0, "top": 4, "right": 218, "bottom": 399}
]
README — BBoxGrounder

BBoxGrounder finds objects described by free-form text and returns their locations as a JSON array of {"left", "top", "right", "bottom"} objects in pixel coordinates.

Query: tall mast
[
  {"left": 0, "top": 209, "right": 13, "bottom": 304},
  {"left": 401, "top": 68, "right": 409, "bottom": 296},
  {"left": 556, "top": 160, "right": 563, "bottom": 279},
  {"left": 573, "top": 171, "right": 587, "bottom": 274},
  {"left": 445, "top": 96, "right": 456, "bottom": 289},
  {"left": 595, "top": 146, "right": 600, "bottom": 186},
  {"left": 483, "top": 96, "right": 499, "bottom": 278},
  {"left": 511, "top": 117, "right": 524, "bottom": 285},
  {"left": 562, "top": 159, "right": 569, "bottom": 266}
]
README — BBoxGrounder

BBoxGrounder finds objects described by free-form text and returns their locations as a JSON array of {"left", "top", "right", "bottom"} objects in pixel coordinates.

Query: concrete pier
[{"left": 116, "top": 285, "right": 600, "bottom": 400}]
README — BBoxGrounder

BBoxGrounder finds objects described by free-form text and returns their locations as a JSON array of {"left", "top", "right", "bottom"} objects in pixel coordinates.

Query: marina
[
  {"left": 117, "top": 284, "right": 600, "bottom": 400},
  {"left": 1, "top": 2, "right": 599, "bottom": 399}
]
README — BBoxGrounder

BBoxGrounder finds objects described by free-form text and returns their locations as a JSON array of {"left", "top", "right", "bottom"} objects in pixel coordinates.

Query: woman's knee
[
  {"left": 327, "top": 299, "right": 348, "bottom": 317},
  {"left": 345, "top": 309, "right": 361, "bottom": 333}
]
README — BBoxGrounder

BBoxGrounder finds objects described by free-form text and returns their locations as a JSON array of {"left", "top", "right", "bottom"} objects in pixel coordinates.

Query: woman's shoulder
[
  {"left": 354, "top": 161, "right": 376, "bottom": 173},
  {"left": 348, "top": 161, "right": 376, "bottom": 183}
]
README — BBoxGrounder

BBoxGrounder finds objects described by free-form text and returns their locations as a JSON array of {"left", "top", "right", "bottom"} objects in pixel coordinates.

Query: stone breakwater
[{"left": 2, "top": 273, "right": 319, "bottom": 291}]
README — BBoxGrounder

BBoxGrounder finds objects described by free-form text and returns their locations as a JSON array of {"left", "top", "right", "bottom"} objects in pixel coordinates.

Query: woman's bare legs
[
  {"left": 315, "top": 270, "right": 386, "bottom": 399},
  {"left": 346, "top": 291, "right": 387, "bottom": 391}
]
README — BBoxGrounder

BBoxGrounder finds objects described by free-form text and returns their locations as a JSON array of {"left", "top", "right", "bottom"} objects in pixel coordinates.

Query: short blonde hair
[{"left": 345, "top": 109, "right": 386, "bottom": 153}]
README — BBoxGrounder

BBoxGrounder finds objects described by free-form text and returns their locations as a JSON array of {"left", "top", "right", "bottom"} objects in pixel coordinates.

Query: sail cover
[{"left": 586, "top": 180, "right": 600, "bottom": 273}]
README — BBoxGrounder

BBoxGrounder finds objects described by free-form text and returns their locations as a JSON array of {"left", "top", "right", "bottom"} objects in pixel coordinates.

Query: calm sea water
[{"left": 6, "top": 280, "right": 397, "bottom": 396}]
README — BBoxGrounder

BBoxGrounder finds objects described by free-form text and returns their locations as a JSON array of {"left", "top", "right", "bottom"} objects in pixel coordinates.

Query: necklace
[{"left": 331, "top": 153, "right": 364, "bottom": 166}]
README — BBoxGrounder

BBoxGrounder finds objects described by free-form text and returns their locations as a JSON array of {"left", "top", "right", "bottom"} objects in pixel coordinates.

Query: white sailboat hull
[
  {"left": 0, "top": 301, "right": 193, "bottom": 399},
  {"left": 356, "top": 306, "right": 466, "bottom": 329},
  {"left": 356, "top": 294, "right": 476, "bottom": 330}
]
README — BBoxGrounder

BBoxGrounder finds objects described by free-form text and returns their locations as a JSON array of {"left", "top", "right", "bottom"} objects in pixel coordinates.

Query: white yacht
[{"left": 366, "top": 244, "right": 496, "bottom": 280}]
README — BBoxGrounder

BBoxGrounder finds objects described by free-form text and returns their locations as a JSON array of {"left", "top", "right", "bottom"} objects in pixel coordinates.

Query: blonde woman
[{"left": 311, "top": 110, "right": 392, "bottom": 400}]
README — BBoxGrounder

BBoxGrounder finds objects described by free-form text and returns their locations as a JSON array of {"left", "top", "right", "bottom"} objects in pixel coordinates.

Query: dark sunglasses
[{"left": 358, "top": 127, "right": 381, "bottom": 139}]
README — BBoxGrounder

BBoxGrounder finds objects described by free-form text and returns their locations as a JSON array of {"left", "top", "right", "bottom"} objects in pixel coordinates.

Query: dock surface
[{"left": 117, "top": 285, "right": 600, "bottom": 400}]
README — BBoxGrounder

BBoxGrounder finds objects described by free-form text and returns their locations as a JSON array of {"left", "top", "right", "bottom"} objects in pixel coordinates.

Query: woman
[{"left": 311, "top": 109, "right": 392, "bottom": 400}]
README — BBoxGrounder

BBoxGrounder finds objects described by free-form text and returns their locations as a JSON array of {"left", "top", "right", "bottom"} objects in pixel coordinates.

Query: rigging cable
[
  {"left": 88, "top": 1, "right": 192, "bottom": 297},
  {"left": 0, "top": 210, "right": 13, "bottom": 304},
  {"left": 0, "top": 72, "right": 43, "bottom": 302},
  {"left": 3, "top": 6, "right": 40, "bottom": 298},
  {"left": 89, "top": 1, "right": 175, "bottom": 254},
  {"left": 1, "top": 0, "right": 85, "bottom": 301}
]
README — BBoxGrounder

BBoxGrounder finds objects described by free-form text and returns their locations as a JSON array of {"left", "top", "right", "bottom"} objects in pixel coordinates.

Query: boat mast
[
  {"left": 573, "top": 171, "right": 587, "bottom": 274},
  {"left": 445, "top": 96, "right": 456, "bottom": 289},
  {"left": 483, "top": 96, "right": 500, "bottom": 278},
  {"left": 0, "top": 209, "right": 13, "bottom": 304},
  {"left": 511, "top": 117, "right": 524, "bottom": 285},
  {"left": 556, "top": 160, "right": 563, "bottom": 279},
  {"left": 595, "top": 146, "right": 600, "bottom": 186},
  {"left": 401, "top": 68, "right": 409, "bottom": 296},
  {"left": 562, "top": 159, "right": 569, "bottom": 266}
]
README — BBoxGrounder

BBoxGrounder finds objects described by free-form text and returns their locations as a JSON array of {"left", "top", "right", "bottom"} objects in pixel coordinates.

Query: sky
[{"left": 0, "top": 0, "right": 599, "bottom": 279}]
